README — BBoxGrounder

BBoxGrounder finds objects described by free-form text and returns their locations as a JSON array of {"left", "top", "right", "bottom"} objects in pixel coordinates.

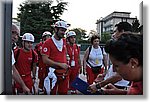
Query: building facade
[{"left": 96, "top": 11, "right": 137, "bottom": 40}]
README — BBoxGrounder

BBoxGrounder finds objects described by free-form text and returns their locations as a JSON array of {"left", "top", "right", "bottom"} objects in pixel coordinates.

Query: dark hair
[
  {"left": 105, "top": 33, "right": 143, "bottom": 66},
  {"left": 115, "top": 22, "right": 132, "bottom": 32},
  {"left": 90, "top": 34, "right": 100, "bottom": 44}
]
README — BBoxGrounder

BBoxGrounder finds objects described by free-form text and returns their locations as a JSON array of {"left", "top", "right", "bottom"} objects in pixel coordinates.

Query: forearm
[
  {"left": 112, "top": 89, "right": 128, "bottom": 95},
  {"left": 12, "top": 65, "right": 26, "bottom": 87},
  {"left": 83, "top": 49, "right": 88, "bottom": 69},
  {"left": 42, "top": 55, "right": 61, "bottom": 68},
  {"left": 83, "top": 58, "right": 87, "bottom": 68},
  {"left": 99, "top": 74, "right": 122, "bottom": 87},
  {"left": 32, "top": 64, "right": 37, "bottom": 78},
  {"left": 103, "top": 55, "right": 108, "bottom": 71},
  {"left": 104, "top": 60, "right": 107, "bottom": 69},
  {"left": 78, "top": 57, "right": 81, "bottom": 67}
]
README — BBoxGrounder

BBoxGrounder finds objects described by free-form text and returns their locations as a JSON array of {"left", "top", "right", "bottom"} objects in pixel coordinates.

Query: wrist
[
  {"left": 32, "top": 77, "right": 36, "bottom": 79},
  {"left": 57, "top": 62, "right": 61, "bottom": 67},
  {"left": 96, "top": 83, "right": 101, "bottom": 89}
]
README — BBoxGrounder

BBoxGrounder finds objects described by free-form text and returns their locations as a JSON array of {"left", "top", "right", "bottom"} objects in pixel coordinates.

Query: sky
[{"left": 12, "top": 0, "right": 143, "bottom": 34}]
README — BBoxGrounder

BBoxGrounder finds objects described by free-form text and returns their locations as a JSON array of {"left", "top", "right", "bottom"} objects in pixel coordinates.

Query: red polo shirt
[{"left": 41, "top": 38, "right": 67, "bottom": 66}]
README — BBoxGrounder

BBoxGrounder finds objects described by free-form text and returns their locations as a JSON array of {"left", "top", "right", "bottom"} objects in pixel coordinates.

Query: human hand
[
  {"left": 101, "top": 83, "right": 120, "bottom": 95},
  {"left": 88, "top": 83, "right": 97, "bottom": 93},
  {"left": 59, "top": 63, "right": 70, "bottom": 70},
  {"left": 94, "top": 74, "right": 104, "bottom": 83},
  {"left": 22, "top": 85, "right": 31, "bottom": 95}
]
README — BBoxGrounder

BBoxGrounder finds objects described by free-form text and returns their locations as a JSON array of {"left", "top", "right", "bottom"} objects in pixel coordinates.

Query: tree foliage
[
  {"left": 88, "top": 30, "right": 97, "bottom": 37},
  {"left": 132, "top": 19, "right": 142, "bottom": 33},
  {"left": 69, "top": 28, "right": 88, "bottom": 44},
  {"left": 101, "top": 32, "right": 111, "bottom": 43},
  {"left": 17, "top": 0, "right": 68, "bottom": 42}
]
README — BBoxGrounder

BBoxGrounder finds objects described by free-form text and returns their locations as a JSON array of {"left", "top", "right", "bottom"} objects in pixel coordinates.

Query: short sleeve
[{"left": 41, "top": 40, "right": 50, "bottom": 56}]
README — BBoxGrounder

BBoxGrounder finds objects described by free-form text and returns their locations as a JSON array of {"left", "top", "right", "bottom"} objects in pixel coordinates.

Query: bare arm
[
  {"left": 99, "top": 73, "right": 122, "bottom": 87},
  {"left": 82, "top": 48, "right": 89, "bottom": 74},
  {"left": 78, "top": 54, "right": 81, "bottom": 67},
  {"left": 32, "top": 63, "right": 37, "bottom": 79},
  {"left": 78, "top": 52, "right": 82, "bottom": 73},
  {"left": 102, "top": 83, "right": 127, "bottom": 95},
  {"left": 42, "top": 54, "right": 69, "bottom": 69},
  {"left": 89, "top": 73, "right": 123, "bottom": 93},
  {"left": 12, "top": 65, "right": 30, "bottom": 93},
  {"left": 103, "top": 54, "right": 108, "bottom": 71}
]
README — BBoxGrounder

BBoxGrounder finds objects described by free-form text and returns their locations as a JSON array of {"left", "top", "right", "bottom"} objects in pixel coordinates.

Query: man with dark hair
[
  {"left": 112, "top": 22, "right": 132, "bottom": 39},
  {"left": 42, "top": 21, "right": 70, "bottom": 95}
]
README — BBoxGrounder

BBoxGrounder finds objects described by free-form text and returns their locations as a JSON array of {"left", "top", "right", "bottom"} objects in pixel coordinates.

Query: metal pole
[{"left": 3, "top": 1, "right": 12, "bottom": 95}]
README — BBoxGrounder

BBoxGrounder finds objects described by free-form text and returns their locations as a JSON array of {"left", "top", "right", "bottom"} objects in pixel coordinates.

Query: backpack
[
  {"left": 15, "top": 48, "right": 35, "bottom": 70},
  {"left": 86, "top": 46, "right": 104, "bottom": 68}
]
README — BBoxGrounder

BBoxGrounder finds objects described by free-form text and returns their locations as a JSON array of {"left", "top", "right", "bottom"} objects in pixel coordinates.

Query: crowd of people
[{"left": 11, "top": 20, "right": 143, "bottom": 95}]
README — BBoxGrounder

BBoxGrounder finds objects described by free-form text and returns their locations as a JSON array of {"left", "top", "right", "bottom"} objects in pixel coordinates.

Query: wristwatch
[
  {"left": 32, "top": 77, "right": 36, "bottom": 79},
  {"left": 96, "top": 83, "right": 101, "bottom": 89}
]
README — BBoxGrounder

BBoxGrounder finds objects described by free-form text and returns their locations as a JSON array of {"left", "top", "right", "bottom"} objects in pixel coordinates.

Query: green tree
[
  {"left": 101, "top": 32, "right": 111, "bottom": 43},
  {"left": 88, "top": 30, "right": 97, "bottom": 38},
  {"left": 132, "top": 19, "right": 140, "bottom": 33},
  {"left": 17, "top": 0, "right": 68, "bottom": 42},
  {"left": 69, "top": 28, "right": 88, "bottom": 44}
]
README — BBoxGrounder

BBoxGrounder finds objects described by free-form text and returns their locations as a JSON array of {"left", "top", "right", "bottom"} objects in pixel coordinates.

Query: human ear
[{"left": 129, "top": 58, "right": 139, "bottom": 68}]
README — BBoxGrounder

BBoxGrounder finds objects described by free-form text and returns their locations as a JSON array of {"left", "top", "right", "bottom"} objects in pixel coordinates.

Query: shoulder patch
[{"left": 43, "top": 47, "right": 48, "bottom": 52}]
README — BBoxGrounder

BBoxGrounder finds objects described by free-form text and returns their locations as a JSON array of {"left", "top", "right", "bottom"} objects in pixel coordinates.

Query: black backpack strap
[
  {"left": 31, "top": 49, "right": 35, "bottom": 70},
  {"left": 14, "top": 49, "right": 20, "bottom": 65},
  {"left": 100, "top": 46, "right": 103, "bottom": 54},
  {"left": 86, "top": 46, "right": 104, "bottom": 68}
]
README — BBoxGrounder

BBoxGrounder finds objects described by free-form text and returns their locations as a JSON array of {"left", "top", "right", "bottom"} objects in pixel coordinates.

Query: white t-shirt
[
  {"left": 87, "top": 46, "right": 106, "bottom": 67},
  {"left": 12, "top": 50, "right": 15, "bottom": 66},
  {"left": 52, "top": 35, "right": 63, "bottom": 52},
  {"left": 104, "top": 65, "right": 129, "bottom": 87}
]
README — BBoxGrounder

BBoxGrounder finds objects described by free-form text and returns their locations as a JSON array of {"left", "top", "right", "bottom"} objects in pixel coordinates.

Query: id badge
[
  {"left": 95, "top": 58, "right": 99, "bottom": 64},
  {"left": 71, "top": 60, "right": 75, "bottom": 67}
]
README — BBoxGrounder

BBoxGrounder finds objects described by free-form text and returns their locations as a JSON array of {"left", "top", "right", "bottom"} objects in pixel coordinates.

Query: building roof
[{"left": 96, "top": 11, "right": 135, "bottom": 24}]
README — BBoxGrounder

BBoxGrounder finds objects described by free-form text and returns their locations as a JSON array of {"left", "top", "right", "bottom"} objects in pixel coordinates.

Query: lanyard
[{"left": 70, "top": 46, "right": 74, "bottom": 60}]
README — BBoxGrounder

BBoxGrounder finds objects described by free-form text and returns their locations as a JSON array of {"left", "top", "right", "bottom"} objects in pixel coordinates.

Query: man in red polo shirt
[
  {"left": 14, "top": 33, "right": 38, "bottom": 94},
  {"left": 34, "top": 31, "right": 52, "bottom": 92},
  {"left": 41, "top": 21, "right": 70, "bottom": 95}
]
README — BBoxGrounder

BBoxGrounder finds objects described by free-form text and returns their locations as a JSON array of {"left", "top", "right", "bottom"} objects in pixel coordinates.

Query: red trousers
[
  {"left": 68, "top": 67, "right": 79, "bottom": 91},
  {"left": 51, "top": 75, "right": 69, "bottom": 95},
  {"left": 86, "top": 65, "right": 104, "bottom": 85},
  {"left": 38, "top": 67, "right": 46, "bottom": 89},
  {"left": 14, "top": 74, "right": 33, "bottom": 93}
]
